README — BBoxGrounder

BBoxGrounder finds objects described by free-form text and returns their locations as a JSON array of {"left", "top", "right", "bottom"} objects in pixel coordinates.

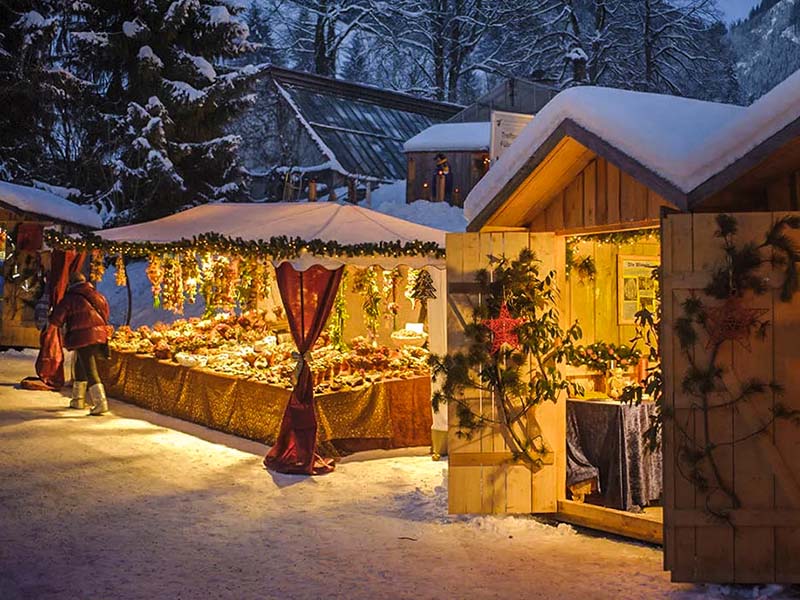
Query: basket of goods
[{"left": 390, "top": 327, "right": 428, "bottom": 347}]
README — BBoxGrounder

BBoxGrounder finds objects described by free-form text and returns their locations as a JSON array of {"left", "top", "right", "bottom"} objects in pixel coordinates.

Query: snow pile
[
  {"left": 137, "top": 45, "right": 163, "bottom": 68},
  {"left": 208, "top": 5, "right": 231, "bottom": 24},
  {"left": 185, "top": 53, "right": 216, "bottom": 81},
  {"left": 122, "top": 19, "right": 145, "bottom": 38},
  {"left": 403, "top": 122, "right": 491, "bottom": 152},
  {"left": 0, "top": 179, "right": 102, "bottom": 228},
  {"left": 164, "top": 79, "right": 206, "bottom": 103},
  {"left": 464, "top": 86, "right": 744, "bottom": 222},
  {"left": 361, "top": 181, "right": 468, "bottom": 232},
  {"left": 31, "top": 180, "right": 81, "bottom": 200}
]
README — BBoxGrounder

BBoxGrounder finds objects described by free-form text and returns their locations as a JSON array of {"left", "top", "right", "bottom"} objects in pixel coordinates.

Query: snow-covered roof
[
  {"left": 465, "top": 68, "right": 800, "bottom": 226},
  {"left": 0, "top": 180, "right": 102, "bottom": 229},
  {"left": 464, "top": 87, "right": 745, "bottom": 223},
  {"left": 96, "top": 202, "right": 446, "bottom": 269},
  {"left": 267, "top": 67, "right": 462, "bottom": 182},
  {"left": 403, "top": 122, "right": 491, "bottom": 153}
]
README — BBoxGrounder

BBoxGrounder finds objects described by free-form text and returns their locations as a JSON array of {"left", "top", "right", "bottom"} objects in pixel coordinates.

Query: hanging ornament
[
  {"left": 146, "top": 254, "right": 163, "bottom": 308},
  {"left": 411, "top": 269, "right": 437, "bottom": 323},
  {"left": 89, "top": 249, "right": 105, "bottom": 282},
  {"left": 704, "top": 297, "right": 769, "bottom": 351},
  {"left": 483, "top": 303, "right": 527, "bottom": 354},
  {"left": 114, "top": 254, "right": 127, "bottom": 287}
]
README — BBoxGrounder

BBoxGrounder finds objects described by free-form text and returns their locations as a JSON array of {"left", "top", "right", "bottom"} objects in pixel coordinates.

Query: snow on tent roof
[
  {"left": 403, "top": 122, "right": 491, "bottom": 153},
  {"left": 96, "top": 202, "right": 446, "bottom": 269},
  {"left": 463, "top": 86, "right": 746, "bottom": 222},
  {"left": 0, "top": 180, "right": 102, "bottom": 229}
]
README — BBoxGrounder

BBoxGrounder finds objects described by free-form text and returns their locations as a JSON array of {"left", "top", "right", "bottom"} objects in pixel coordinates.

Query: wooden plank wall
[
  {"left": 529, "top": 158, "right": 674, "bottom": 233},
  {"left": 566, "top": 239, "right": 660, "bottom": 346},
  {"left": 663, "top": 212, "right": 800, "bottom": 583},
  {"left": 406, "top": 151, "right": 488, "bottom": 207},
  {"left": 446, "top": 231, "right": 566, "bottom": 514}
]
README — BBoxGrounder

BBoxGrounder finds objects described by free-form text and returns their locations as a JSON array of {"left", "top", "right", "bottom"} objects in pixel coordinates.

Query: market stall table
[
  {"left": 98, "top": 350, "right": 433, "bottom": 453},
  {"left": 566, "top": 398, "right": 661, "bottom": 512}
]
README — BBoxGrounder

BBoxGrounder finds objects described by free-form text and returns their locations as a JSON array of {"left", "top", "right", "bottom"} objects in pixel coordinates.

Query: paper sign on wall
[
  {"left": 489, "top": 110, "right": 533, "bottom": 164},
  {"left": 618, "top": 256, "right": 660, "bottom": 324}
]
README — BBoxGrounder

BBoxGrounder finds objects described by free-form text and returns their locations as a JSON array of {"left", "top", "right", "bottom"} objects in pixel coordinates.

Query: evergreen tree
[
  {"left": 0, "top": 1, "right": 81, "bottom": 182},
  {"left": 71, "top": 0, "right": 257, "bottom": 222},
  {"left": 245, "top": 1, "right": 278, "bottom": 65}
]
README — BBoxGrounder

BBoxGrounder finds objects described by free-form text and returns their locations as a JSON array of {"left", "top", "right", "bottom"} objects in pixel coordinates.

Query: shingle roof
[{"left": 270, "top": 67, "right": 463, "bottom": 181}]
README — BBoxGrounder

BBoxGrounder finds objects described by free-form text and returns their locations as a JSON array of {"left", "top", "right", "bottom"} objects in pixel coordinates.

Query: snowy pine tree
[
  {"left": 0, "top": 2, "right": 68, "bottom": 181},
  {"left": 244, "top": 1, "right": 278, "bottom": 65},
  {"left": 70, "top": 0, "right": 258, "bottom": 222}
]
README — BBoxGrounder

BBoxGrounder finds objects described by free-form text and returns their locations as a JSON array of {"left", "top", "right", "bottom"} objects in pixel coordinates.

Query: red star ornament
[
  {"left": 704, "top": 297, "right": 769, "bottom": 351},
  {"left": 483, "top": 303, "right": 527, "bottom": 354}
]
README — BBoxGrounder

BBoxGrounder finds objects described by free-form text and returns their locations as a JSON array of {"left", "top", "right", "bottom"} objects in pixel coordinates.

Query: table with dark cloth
[
  {"left": 567, "top": 399, "right": 662, "bottom": 511},
  {"left": 98, "top": 350, "right": 432, "bottom": 454}
]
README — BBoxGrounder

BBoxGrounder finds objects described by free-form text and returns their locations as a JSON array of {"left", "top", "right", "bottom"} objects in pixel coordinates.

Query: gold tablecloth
[{"left": 98, "top": 350, "right": 432, "bottom": 452}]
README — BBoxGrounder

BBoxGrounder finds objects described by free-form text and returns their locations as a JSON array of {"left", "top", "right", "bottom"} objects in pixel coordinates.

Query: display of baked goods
[
  {"left": 109, "top": 312, "right": 430, "bottom": 393},
  {"left": 390, "top": 328, "right": 428, "bottom": 347}
]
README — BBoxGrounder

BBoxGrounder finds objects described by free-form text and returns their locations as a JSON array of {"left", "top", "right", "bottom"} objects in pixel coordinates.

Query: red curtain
[
  {"left": 264, "top": 262, "right": 344, "bottom": 475},
  {"left": 30, "top": 250, "right": 86, "bottom": 390}
]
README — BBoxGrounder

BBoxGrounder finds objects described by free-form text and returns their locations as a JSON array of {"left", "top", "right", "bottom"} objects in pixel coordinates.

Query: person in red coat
[{"left": 49, "top": 272, "right": 111, "bottom": 415}]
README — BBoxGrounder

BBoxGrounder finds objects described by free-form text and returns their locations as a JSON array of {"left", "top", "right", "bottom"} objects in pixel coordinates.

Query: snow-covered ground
[{"left": 0, "top": 351, "right": 791, "bottom": 599}]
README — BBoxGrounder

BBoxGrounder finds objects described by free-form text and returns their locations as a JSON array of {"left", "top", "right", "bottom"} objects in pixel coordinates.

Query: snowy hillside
[
  {"left": 730, "top": 0, "right": 800, "bottom": 102},
  {"left": 361, "top": 181, "right": 467, "bottom": 232}
]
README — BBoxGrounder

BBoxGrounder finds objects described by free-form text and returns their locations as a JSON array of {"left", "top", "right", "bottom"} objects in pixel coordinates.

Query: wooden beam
[{"left": 557, "top": 500, "right": 663, "bottom": 545}]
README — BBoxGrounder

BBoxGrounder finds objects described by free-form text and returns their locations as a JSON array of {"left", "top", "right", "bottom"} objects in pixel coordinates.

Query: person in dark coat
[{"left": 50, "top": 272, "right": 111, "bottom": 415}]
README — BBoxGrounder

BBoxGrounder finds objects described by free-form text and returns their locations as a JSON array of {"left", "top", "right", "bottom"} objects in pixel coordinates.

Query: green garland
[
  {"left": 43, "top": 230, "right": 445, "bottom": 260},
  {"left": 566, "top": 227, "right": 659, "bottom": 277}
]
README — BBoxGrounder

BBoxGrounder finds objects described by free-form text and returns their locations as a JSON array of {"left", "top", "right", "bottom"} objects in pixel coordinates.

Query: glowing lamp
[{"left": 405, "top": 322, "right": 424, "bottom": 334}]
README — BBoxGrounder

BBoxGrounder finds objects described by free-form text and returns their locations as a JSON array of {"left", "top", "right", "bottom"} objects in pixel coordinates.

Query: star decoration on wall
[
  {"left": 483, "top": 303, "right": 527, "bottom": 354},
  {"left": 704, "top": 297, "right": 769, "bottom": 351}
]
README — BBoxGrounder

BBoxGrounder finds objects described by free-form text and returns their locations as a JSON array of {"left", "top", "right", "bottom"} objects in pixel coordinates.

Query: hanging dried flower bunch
[
  {"left": 161, "top": 254, "right": 184, "bottom": 314},
  {"left": 237, "top": 255, "right": 271, "bottom": 311},
  {"left": 146, "top": 254, "right": 164, "bottom": 307},
  {"left": 180, "top": 252, "right": 199, "bottom": 304},
  {"left": 352, "top": 266, "right": 381, "bottom": 338},
  {"left": 114, "top": 254, "right": 127, "bottom": 287},
  {"left": 89, "top": 249, "right": 106, "bottom": 282},
  {"left": 405, "top": 268, "right": 420, "bottom": 309}
]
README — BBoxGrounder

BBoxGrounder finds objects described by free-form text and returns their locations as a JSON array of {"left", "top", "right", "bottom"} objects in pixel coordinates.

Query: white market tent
[
  {"left": 97, "top": 202, "right": 446, "bottom": 271},
  {"left": 403, "top": 122, "right": 491, "bottom": 153},
  {"left": 96, "top": 202, "right": 449, "bottom": 403},
  {"left": 0, "top": 180, "right": 102, "bottom": 229}
]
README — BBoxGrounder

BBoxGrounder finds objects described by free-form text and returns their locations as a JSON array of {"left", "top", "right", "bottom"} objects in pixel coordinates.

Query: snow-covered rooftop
[
  {"left": 466, "top": 68, "right": 800, "bottom": 223},
  {"left": 0, "top": 180, "right": 102, "bottom": 229},
  {"left": 403, "top": 122, "right": 491, "bottom": 153},
  {"left": 464, "top": 86, "right": 748, "bottom": 222}
]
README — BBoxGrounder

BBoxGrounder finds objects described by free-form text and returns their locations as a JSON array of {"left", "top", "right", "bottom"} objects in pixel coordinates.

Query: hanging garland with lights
[
  {"left": 565, "top": 227, "right": 660, "bottom": 277},
  {"left": 43, "top": 230, "right": 445, "bottom": 261}
]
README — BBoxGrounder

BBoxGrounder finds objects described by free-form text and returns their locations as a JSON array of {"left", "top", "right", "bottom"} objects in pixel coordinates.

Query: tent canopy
[{"left": 96, "top": 202, "right": 446, "bottom": 269}]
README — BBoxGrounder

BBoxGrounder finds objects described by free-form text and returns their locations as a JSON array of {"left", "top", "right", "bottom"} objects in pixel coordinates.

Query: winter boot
[
  {"left": 88, "top": 383, "right": 109, "bottom": 416},
  {"left": 70, "top": 381, "right": 88, "bottom": 409}
]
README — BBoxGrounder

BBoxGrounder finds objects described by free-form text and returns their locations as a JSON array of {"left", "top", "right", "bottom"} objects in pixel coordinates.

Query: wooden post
[
  {"left": 308, "top": 179, "right": 317, "bottom": 202},
  {"left": 365, "top": 183, "right": 372, "bottom": 208},
  {"left": 348, "top": 178, "right": 358, "bottom": 204}
]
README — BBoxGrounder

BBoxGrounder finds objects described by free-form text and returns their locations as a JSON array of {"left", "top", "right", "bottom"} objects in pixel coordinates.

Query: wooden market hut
[
  {"left": 52, "top": 202, "right": 449, "bottom": 465},
  {"left": 450, "top": 69, "right": 800, "bottom": 583},
  {"left": 403, "top": 122, "right": 491, "bottom": 207},
  {"left": 0, "top": 180, "right": 102, "bottom": 349}
]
